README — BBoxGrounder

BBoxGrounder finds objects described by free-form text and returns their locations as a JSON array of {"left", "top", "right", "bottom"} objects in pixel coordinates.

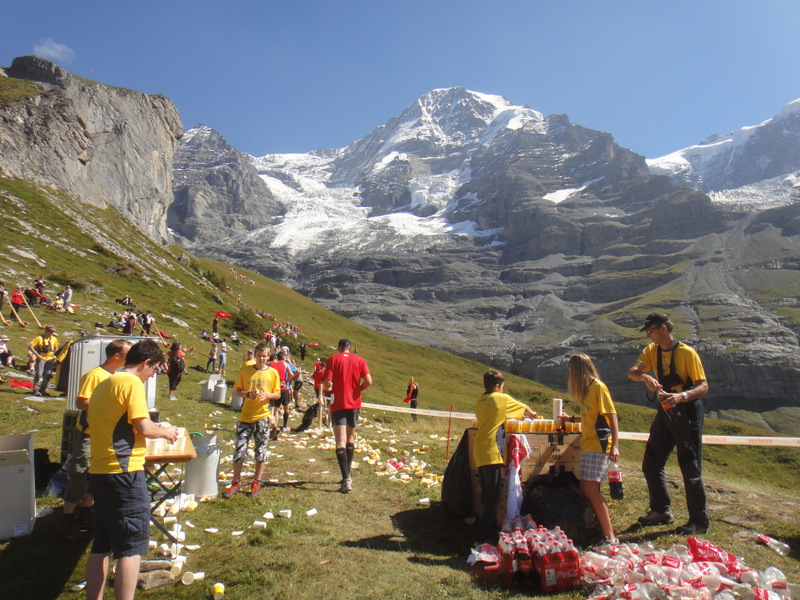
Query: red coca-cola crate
[{"left": 536, "top": 549, "right": 582, "bottom": 594}]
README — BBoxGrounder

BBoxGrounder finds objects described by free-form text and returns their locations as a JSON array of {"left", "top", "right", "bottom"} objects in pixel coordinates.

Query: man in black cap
[{"left": 628, "top": 312, "right": 710, "bottom": 535}]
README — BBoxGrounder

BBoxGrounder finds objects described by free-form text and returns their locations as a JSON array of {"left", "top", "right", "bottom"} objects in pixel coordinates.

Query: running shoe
[{"left": 222, "top": 480, "right": 241, "bottom": 499}]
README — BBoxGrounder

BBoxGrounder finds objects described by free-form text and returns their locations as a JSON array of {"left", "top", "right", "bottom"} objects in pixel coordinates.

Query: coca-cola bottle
[{"left": 608, "top": 463, "right": 623, "bottom": 500}]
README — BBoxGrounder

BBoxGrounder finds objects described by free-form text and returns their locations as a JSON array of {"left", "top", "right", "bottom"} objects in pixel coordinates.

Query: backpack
[{"left": 168, "top": 354, "right": 185, "bottom": 375}]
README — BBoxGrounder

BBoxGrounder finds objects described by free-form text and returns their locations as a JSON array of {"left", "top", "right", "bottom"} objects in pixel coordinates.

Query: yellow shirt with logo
[
  {"left": 637, "top": 342, "right": 706, "bottom": 392},
  {"left": 234, "top": 364, "right": 281, "bottom": 423},
  {"left": 579, "top": 379, "right": 616, "bottom": 453},
  {"left": 76, "top": 365, "right": 112, "bottom": 434},
  {"left": 88, "top": 371, "right": 149, "bottom": 474},
  {"left": 473, "top": 391, "right": 528, "bottom": 468},
  {"left": 31, "top": 335, "right": 59, "bottom": 360}
]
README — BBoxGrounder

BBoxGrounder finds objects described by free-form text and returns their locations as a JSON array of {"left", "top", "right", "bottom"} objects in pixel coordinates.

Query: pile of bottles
[
  {"left": 581, "top": 535, "right": 797, "bottom": 599},
  {"left": 469, "top": 515, "right": 582, "bottom": 592}
]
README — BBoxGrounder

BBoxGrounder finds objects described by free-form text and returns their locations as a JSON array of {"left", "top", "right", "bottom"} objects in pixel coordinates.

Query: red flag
[
  {"left": 214, "top": 311, "right": 233, "bottom": 318},
  {"left": 403, "top": 378, "right": 415, "bottom": 403},
  {"left": 308, "top": 342, "right": 320, "bottom": 347}
]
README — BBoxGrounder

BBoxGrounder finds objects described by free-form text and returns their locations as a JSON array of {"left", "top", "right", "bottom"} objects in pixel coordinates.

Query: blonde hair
[{"left": 568, "top": 353, "right": 599, "bottom": 402}]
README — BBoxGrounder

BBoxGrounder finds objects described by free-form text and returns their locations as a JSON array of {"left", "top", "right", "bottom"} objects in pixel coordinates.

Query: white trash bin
[
  {"left": 212, "top": 381, "right": 227, "bottom": 405},
  {"left": 184, "top": 434, "right": 220, "bottom": 498},
  {"left": 199, "top": 375, "right": 220, "bottom": 402},
  {"left": 229, "top": 391, "right": 243, "bottom": 412}
]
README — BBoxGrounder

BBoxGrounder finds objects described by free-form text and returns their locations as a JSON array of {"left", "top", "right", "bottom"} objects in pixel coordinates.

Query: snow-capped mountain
[
  {"left": 648, "top": 98, "right": 800, "bottom": 206},
  {"left": 172, "top": 88, "right": 800, "bottom": 408}
]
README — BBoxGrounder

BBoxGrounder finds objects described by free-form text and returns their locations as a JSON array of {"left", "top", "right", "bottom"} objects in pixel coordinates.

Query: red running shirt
[{"left": 323, "top": 352, "right": 370, "bottom": 411}]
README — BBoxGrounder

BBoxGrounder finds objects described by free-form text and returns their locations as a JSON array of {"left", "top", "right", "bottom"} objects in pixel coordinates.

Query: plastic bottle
[
  {"left": 757, "top": 534, "right": 791, "bottom": 557},
  {"left": 607, "top": 463, "right": 623, "bottom": 500}
]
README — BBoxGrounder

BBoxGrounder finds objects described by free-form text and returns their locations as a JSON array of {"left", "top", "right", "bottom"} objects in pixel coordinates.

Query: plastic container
[
  {"left": 183, "top": 434, "right": 221, "bottom": 498},
  {"left": 212, "top": 381, "right": 227, "bottom": 405},
  {"left": 229, "top": 391, "right": 243, "bottom": 412}
]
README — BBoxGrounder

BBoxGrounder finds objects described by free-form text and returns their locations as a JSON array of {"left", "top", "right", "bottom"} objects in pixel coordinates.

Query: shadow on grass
[
  {"left": 342, "top": 502, "right": 473, "bottom": 569},
  {"left": 0, "top": 508, "right": 89, "bottom": 600}
]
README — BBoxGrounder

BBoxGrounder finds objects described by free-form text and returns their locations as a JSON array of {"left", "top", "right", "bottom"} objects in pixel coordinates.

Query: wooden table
[{"left": 145, "top": 434, "right": 196, "bottom": 543}]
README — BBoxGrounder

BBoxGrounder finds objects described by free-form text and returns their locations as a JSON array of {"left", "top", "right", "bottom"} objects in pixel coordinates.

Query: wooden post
[{"left": 445, "top": 403, "right": 454, "bottom": 461}]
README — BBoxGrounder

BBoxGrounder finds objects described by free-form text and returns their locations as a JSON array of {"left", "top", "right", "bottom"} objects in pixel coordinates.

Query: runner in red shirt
[{"left": 323, "top": 339, "right": 372, "bottom": 493}]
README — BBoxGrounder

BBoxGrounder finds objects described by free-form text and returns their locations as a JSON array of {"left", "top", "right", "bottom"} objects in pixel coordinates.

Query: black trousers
[
  {"left": 476, "top": 463, "right": 503, "bottom": 544},
  {"left": 641, "top": 400, "right": 708, "bottom": 527}
]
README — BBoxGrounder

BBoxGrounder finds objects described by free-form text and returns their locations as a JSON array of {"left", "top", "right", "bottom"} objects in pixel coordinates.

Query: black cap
[{"left": 639, "top": 312, "right": 669, "bottom": 332}]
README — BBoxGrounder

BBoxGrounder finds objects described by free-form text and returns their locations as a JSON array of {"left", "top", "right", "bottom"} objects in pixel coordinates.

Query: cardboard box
[{"left": 0, "top": 433, "right": 36, "bottom": 539}]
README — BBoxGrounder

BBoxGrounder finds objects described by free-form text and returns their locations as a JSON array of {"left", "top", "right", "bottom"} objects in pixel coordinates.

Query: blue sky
[{"left": 3, "top": 1, "right": 800, "bottom": 158}]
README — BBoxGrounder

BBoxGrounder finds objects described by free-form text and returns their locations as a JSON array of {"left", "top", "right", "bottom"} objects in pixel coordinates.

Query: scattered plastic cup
[
  {"left": 181, "top": 571, "right": 204, "bottom": 585},
  {"left": 213, "top": 581, "right": 225, "bottom": 599}
]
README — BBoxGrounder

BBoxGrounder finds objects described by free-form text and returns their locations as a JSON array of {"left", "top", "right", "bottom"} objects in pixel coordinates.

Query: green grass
[
  {"left": 1, "top": 175, "right": 799, "bottom": 599},
  {"left": 0, "top": 77, "right": 43, "bottom": 108}
]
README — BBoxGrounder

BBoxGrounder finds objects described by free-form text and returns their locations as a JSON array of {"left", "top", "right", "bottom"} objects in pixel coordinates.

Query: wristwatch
[{"left": 681, "top": 391, "right": 688, "bottom": 402}]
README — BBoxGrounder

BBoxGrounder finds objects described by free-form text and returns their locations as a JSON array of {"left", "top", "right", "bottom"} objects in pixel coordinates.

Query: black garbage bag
[
  {"left": 441, "top": 429, "right": 474, "bottom": 519},
  {"left": 519, "top": 470, "right": 600, "bottom": 548}
]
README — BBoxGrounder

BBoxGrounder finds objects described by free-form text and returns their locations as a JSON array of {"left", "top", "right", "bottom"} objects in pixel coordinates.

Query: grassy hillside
[{"left": 1, "top": 176, "right": 798, "bottom": 599}]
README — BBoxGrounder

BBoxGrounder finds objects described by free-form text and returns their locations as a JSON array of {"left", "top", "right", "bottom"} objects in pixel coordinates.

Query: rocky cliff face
[
  {"left": 169, "top": 125, "right": 283, "bottom": 243},
  {"left": 0, "top": 56, "right": 182, "bottom": 240}
]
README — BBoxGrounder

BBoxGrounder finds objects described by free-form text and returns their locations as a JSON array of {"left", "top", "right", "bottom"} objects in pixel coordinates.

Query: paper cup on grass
[
  {"left": 213, "top": 582, "right": 225, "bottom": 599},
  {"left": 181, "top": 571, "right": 204, "bottom": 585}
]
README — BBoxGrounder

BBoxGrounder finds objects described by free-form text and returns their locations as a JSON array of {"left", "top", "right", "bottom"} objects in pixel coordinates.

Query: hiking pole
[{"left": 22, "top": 296, "right": 44, "bottom": 329}]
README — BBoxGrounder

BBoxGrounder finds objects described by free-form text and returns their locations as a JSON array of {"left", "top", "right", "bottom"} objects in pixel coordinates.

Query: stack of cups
[{"left": 553, "top": 398, "right": 563, "bottom": 430}]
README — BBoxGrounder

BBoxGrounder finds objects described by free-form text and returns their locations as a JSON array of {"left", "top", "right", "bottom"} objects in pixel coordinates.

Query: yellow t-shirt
[
  {"left": 579, "top": 379, "right": 616, "bottom": 453},
  {"left": 234, "top": 365, "right": 281, "bottom": 423},
  {"left": 88, "top": 371, "right": 149, "bottom": 474},
  {"left": 30, "top": 335, "right": 59, "bottom": 360},
  {"left": 76, "top": 365, "right": 112, "bottom": 434},
  {"left": 637, "top": 342, "right": 706, "bottom": 392},
  {"left": 473, "top": 391, "right": 528, "bottom": 468}
]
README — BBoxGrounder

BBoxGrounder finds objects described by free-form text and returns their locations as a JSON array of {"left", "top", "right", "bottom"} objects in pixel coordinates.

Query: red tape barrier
[{"left": 360, "top": 402, "right": 800, "bottom": 447}]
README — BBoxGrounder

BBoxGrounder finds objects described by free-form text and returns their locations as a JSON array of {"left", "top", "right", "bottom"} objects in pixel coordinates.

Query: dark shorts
[
  {"left": 280, "top": 388, "right": 291, "bottom": 406},
  {"left": 331, "top": 408, "right": 360, "bottom": 428},
  {"left": 88, "top": 471, "right": 150, "bottom": 558},
  {"left": 293, "top": 380, "right": 303, "bottom": 391}
]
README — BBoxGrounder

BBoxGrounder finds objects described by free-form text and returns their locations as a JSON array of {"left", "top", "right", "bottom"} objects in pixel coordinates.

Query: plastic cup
[
  {"left": 252, "top": 520, "right": 267, "bottom": 528},
  {"left": 213, "top": 582, "right": 225, "bottom": 599},
  {"left": 181, "top": 571, "right": 205, "bottom": 585}
]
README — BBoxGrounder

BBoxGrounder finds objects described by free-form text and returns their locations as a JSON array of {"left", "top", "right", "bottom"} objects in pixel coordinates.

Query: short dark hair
[
  {"left": 254, "top": 342, "right": 269, "bottom": 354},
  {"left": 483, "top": 369, "right": 505, "bottom": 393},
  {"left": 125, "top": 339, "right": 165, "bottom": 368},
  {"left": 277, "top": 351, "right": 286, "bottom": 360},
  {"left": 105, "top": 339, "right": 131, "bottom": 359},
  {"left": 338, "top": 338, "right": 352, "bottom": 350}
]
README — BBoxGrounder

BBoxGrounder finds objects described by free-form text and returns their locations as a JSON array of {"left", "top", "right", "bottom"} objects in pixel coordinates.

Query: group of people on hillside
[
  {"left": 0, "top": 279, "right": 75, "bottom": 321},
  {"left": 104, "top": 309, "right": 155, "bottom": 336},
  {"left": 474, "top": 311, "right": 709, "bottom": 547}
]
